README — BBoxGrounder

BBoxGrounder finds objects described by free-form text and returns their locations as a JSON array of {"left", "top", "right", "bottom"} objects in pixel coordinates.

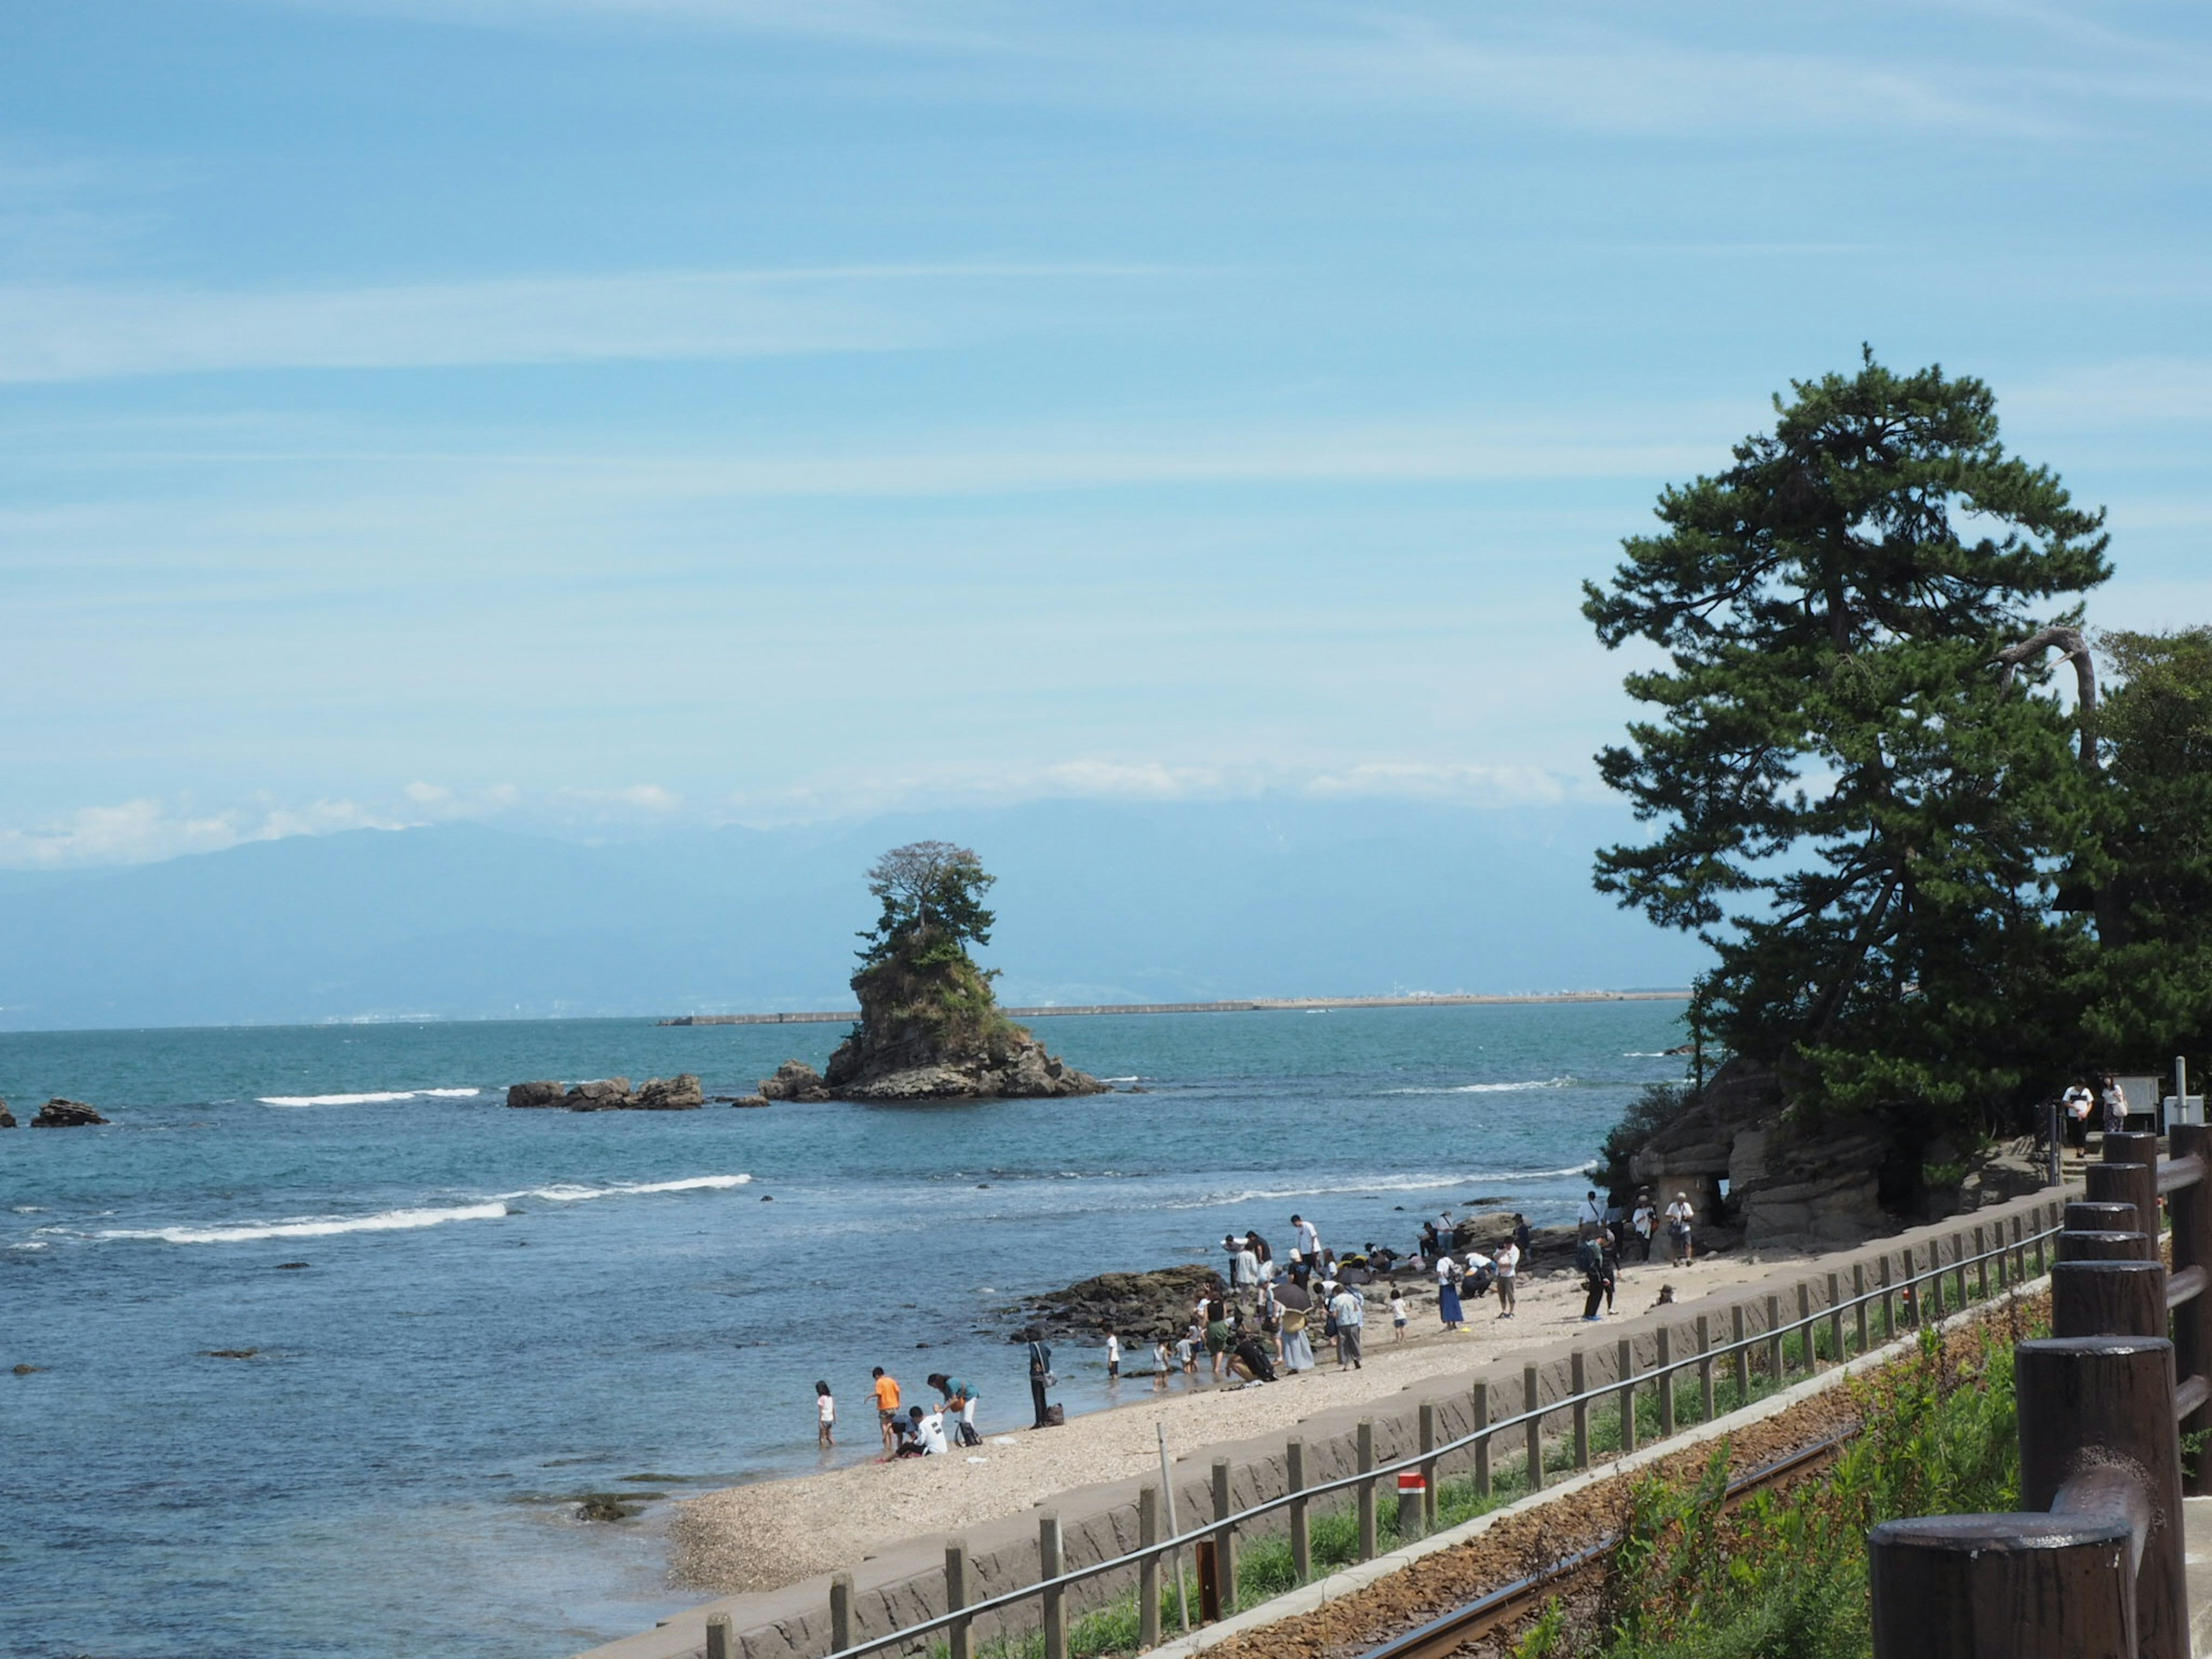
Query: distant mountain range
[{"left": 0, "top": 799, "right": 1707, "bottom": 1030}]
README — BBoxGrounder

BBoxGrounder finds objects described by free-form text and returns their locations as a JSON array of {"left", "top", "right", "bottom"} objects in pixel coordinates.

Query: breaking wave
[
  {"left": 258, "top": 1088, "right": 483, "bottom": 1107},
  {"left": 1380, "top": 1077, "right": 1574, "bottom": 1096}
]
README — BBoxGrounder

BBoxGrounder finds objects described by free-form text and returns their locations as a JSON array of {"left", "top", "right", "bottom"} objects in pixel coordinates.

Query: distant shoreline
[{"left": 659, "top": 989, "right": 1692, "bottom": 1026}]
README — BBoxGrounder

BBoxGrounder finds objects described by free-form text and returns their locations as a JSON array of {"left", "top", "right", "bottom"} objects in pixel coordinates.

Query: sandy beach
[{"left": 671, "top": 1245, "right": 1786, "bottom": 1595}]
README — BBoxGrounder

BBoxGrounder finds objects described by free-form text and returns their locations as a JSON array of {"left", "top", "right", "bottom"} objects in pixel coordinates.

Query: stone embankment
[{"left": 574, "top": 1184, "right": 2067, "bottom": 1659}]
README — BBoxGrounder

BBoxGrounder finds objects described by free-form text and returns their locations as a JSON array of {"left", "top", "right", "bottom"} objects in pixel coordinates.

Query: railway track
[{"left": 1353, "top": 1429, "right": 1856, "bottom": 1659}]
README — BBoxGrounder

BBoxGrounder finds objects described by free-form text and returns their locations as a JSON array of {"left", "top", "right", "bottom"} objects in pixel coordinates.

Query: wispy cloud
[
  {"left": 0, "top": 795, "right": 417, "bottom": 868},
  {"left": 0, "top": 263, "right": 1162, "bottom": 383}
]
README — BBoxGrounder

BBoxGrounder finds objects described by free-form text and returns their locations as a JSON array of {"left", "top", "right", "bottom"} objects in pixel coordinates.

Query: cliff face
[{"left": 819, "top": 948, "right": 1108, "bottom": 1103}]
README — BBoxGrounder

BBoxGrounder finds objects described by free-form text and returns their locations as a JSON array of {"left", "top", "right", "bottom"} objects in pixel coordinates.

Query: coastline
[
  {"left": 662, "top": 990, "right": 1694, "bottom": 1027},
  {"left": 669, "top": 1243, "right": 1770, "bottom": 1597}
]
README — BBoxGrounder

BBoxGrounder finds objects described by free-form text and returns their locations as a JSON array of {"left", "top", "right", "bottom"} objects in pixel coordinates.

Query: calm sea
[{"left": 1, "top": 1002, "right": 1686, "bottom": 1659}]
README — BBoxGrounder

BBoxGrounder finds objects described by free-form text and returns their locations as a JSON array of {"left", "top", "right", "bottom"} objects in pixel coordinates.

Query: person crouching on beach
[
  {"left": 872, "top": 1366, "right": 902, "bottom": 1454},
  {"left": 816, "top": 1380, "right": 835, "bottom": 1449}
]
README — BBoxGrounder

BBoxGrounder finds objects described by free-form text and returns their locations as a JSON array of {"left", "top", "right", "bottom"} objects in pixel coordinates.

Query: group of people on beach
[{"left": 821, "top": 1191, "right": 1706, "bottom": 1450}]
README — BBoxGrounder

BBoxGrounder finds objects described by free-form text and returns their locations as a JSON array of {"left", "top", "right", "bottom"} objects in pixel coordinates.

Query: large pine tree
[{"left": 1585, "top": 352, "right": 2110, "bottom": 1135}]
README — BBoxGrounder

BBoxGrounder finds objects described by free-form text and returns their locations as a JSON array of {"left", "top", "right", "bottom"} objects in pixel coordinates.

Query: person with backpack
[
  {"left": 1577, "top": 1233, "right": 1608, "bottom": 1321},
  {"left": 1665, "top": 1192, "right": 1696, "bottom": 1263}
]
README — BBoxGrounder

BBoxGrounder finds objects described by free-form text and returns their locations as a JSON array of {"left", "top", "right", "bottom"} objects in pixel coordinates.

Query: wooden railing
[{"left": 1870, "top": 1126, "right": 2212, "bottom": 1659}]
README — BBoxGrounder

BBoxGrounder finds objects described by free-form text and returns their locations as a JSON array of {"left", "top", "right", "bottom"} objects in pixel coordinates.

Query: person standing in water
[{"left": 815, "top": 1380, "right": 835, "bottom": 1449}]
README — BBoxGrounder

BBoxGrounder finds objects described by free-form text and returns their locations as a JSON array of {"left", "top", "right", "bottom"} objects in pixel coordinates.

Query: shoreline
[
  {"left": 668, "top": 1241, "right": 1771, "bottom": 1598},
  {"left": 662, "top": 991, "right": 1693, "bottom": 1027}
]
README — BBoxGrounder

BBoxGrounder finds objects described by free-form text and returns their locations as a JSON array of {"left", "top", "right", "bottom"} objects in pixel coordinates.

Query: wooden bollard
[
  {"left": 1210, "top": 1459, "right": 1237, "bottom": 1599},
  {"left": 2059, "top": 1229, "right": 2152, "bottom": 1264},
  {"left": 1570, "top": 1350, "right": 1589, "bottom": 1467},
  {"left": 2018, "top": 1336, "right": 2189, "bottom": 1659},
  {"left": 2052, "top": 1259, "right": 2167, "bottom": 1339},
  {"left": 1285, "top": 1440, "right": 1309, "bottom": 1581},
  {"left": 947, "top": 1537, "right": 974, "bottom": 1659},
  {"left": 1354, "top": 1422, "right": 1376, "bottom": 1562},
  {"left": 2169, "top": 1122, "right": 2212, "bottom": 1495},
  {"left": 1040, "top": 1512, "right": 1066, "bottom": 1659},
  {"left": 1524, "top": 1365, "right": 1543, "bottom": 1492},
  {"left": 705, "top": 1612, "right": 732, "bottom": 1659},
  {"left": 2065, "top": 1200, "right": 2140, "bottom": 1237},
  {"left": 1870, "top": 1512, "right": 2137, "bottom": 1658}
]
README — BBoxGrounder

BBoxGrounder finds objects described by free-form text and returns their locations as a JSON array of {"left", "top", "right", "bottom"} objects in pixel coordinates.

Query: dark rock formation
[
  {"left": 563, "top": 1077, "right": 633, "bottom": 1111},
  {"left": 821, "top": 1011, "right": 1108, "bottom": 1103},
  {"left": 13, "top": 1363, "right": 46, "bottom": 1375},
  {"left": 0, "top": 1099, "right": 14, "bottom": 1128},
  {"left": 575, "top": 1491, "right": 657, "bottom": 1521},
  {"left": 1010, "top": 1265, "right": 1225, "bottom": 1343},
  {"left": 728, "top": 1094, "right": 772, "bottom": 1109},
  {"left": 633, "top": 1074, "right": 704, "bottom": 1111},
  {"left": 757, "top": 1060, "right": 829, "bottom": 1103},
  {"left": 30, "top": 1098, "right": 106, "bottom": 1128},
  {"left": 200, "top": 1349, "right": 259, "bottom": 1359},
  {"left": 506, "top": 1081, "right": 566, "bottom": 1109}
]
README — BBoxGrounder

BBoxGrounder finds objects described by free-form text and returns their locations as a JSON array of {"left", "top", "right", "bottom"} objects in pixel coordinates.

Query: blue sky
[{"left": 4, "top": 2, "right": 2209, "bottom": 866}]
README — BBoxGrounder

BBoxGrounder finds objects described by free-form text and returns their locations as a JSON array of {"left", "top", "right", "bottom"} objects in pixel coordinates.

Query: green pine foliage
[{"left": 1584, "top": 351, "right": 2111, "bottom": 1135}]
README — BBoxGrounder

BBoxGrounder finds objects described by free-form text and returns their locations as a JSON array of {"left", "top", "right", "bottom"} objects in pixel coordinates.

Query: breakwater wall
[
  {"left": 574, "top": 1184, "right": 2065, "bottom": 1659},
  {"left": 660, "top": 990, "right": 1691, "bottom": 1027}
]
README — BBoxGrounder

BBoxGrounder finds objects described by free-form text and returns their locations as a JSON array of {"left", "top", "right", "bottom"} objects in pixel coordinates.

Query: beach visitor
[
  {"left": 1578, "top": 1190, "right": 1605, "bottom": 1237},
  {"left": 1600, "top": 1231, "right": 1619, "bottom": 1314},
  {"left": 1278, "top": 1277, "right": 1315, "bottom": 1372},
  {"left": 1495, "top": 1238, "right": 1518, "bottom": 1319},
  {"left": 1175, "top": 1331, "right": 1198, "bottom": 1374},
  {"left": 816, "top": 1380, "right": 835, "bottom": 1449},
  {"left": 1463, "top": 1249, "right": 1494, "bottom": 1306},
  {"left": 927, "top": 1372, "right": 981, "bottom": 1445},
  {"left": 1236, "top": 1238, "right": 1262, "bottom": 1302},
  {"left": 872, "top": 1366, "right": 903, "bottom": 1453},
  {"left": 1631, "top": 1193, "right": 1656, "bottom": 1262},
  {"left": 1105, "top": 1330, "right": 1120, "bottom": 1379},
  {"left": 1245, "top": 1229, "right": 1274, "bottom": 1275},
  {"left": 1205, "top": 1298, "right": 1234, "bottom": 1381},
  {"left": 1328, "top": 1281, "right": 1365, "bottom": 1370},
  {"left": 906, "top": 1404, "right": 948, "bottom": 1455},
  {"left": 1578, "top": 1233, "right": 1607, "bottom": 1322},
  {"left": 1389, "top": 1285, "right": 1408, "bottom": 1341},
  {"left": 1513, "top": 1214, "right": 1532, "bottom": 1254},
  {"left": 1229, "top": 1331, "right": 1277, "bottom": 1384},
  {"left": 2063, "top": 1081, "right": 2094, "bottom": 1147},
  {"left": 1291, "top": 1213, "right": 1321, "bottom": 1264},
  {"left": 1665, "top": 1192, "right": 1695, "bottom": 1263},
  {"left": 2101, "top": 1073, "right": 2128, "bottom": 1136},
  {"left": 1435, "top": 1255, "right": 1464, "bottom": 1332},
  {"left": 1154, "top": 1336, "right": 1173, "bottom": 1389},
  {"left": 1027, "top": 1336, "right": 1055, "bottom": 1427}
]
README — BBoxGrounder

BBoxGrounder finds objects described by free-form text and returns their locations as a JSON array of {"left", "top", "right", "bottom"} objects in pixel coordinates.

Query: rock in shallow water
[{"left": 30, "top": 1098, "right": 105, "bottom": 1128}]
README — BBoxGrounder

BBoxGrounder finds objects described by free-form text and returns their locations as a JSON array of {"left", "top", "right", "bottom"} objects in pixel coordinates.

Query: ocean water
[{"left": 1, "top": 1002, "right": 1687, "bottom": 1659}]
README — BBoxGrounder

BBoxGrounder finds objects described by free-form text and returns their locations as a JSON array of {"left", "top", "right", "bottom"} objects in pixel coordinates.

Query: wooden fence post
[
  {"left": 1355, "top": 1422, "right": 1376, "bottom": 1562},
  {"left": 1210, "top": 1460, "right": 1236, "bottom": 1601},
  {"left": 1730, "top": 1304, "right": 1750, "bottom": 1402},
  {"left": 1524, "top": 1365, "right": 1543, "bottom": 1492},
  {"left": 1285, "top": 1439, "right": 1309, "bottom": 1582},
  {"left": 829, "top": 1574, "right": 853, "bottom": 1657},
  {"left": 1040, "top": 1513, "right": 1066, "bottom": 1659},
  {"left": 1471, "top": 1381, "right": 1490, "bottom": 1499},
  {"left": 1696, "top": 1313, "right": 1715, "bottom": 1421},
  {"left": 2051, "top": 1259, "right": 2166, "bottom": 1339},
  {"left": 1879, "top": 1254, "right": 1896, "bottom": 1340},
  {"left": 1418, "top": 1402, "right": 1438, "bottom": 1527},
  {"left": 2169, "top": 1122, "right": 2212, "bottom": 1495},
  {"left": 947, "top": 1537, "right": 973, "bottom": 1659},
  {"left": 1570, "top": 1350, "right": 1589, "bottom": 1468},
  {"left": 2017, "top": 1336, "right": 2188, "bottom": 1659}
]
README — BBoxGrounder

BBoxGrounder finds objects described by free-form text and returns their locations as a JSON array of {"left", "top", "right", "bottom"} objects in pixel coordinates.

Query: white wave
[
  {"left": 505, "top": 1174, "right": 751, "bottom": 1203},
  {"left": 258, "top": 1087, "right": 482, "bottom": 1107},
  {"left": 1101, "top": 1076, "right": 1141, "bottom": 1084},
  {"left": 99, "top": 1202, "right": 510, "bottom": 1244},
  {"left": 1622, "top": 1051, "right": 1684, "bottom": 1059},
  {"left": 11, "top": 1205, "right": 44, "bottom": 1213},
  {"left": 9, "top": 1240, "right": 50, "bottom": 1251},
  {"left": 1163, "top": 1164, "right": 1594, "bottom": 1209},
  {"left": 1381, "top": 1076, "right": 1574, "bottom": 1096}
]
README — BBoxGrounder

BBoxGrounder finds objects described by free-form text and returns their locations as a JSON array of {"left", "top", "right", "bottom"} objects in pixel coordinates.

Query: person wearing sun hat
[{"left": 1664, "top": 1191, "right": 1696, "bottom": 1263}]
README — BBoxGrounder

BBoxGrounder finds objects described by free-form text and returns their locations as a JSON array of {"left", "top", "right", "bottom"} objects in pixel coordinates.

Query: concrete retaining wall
[{"left": 577, "top": 1188, "right": 2070, "bottom": 1659}]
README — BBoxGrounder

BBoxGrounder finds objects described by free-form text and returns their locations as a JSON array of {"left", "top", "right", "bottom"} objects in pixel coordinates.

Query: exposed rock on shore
[
  {"left": 828, "top": 1028, "right": 1109, "bottom": 1103},
  {"left": 30, "top": 1098, "right": 106, "bottom": 1128},
  {"left": 1010, "top": 1265, "right": 1225, "bottom": 1343},
  {"left": 503, "top": 1075, "right": 703, "bottom": 1111},
  {"left": 757, "top": 1060, "right": 829, "bottom": 1103}
]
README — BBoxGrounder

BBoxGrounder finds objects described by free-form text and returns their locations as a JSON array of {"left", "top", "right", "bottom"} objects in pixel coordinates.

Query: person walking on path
[
  {"left": 2101, "top": 1073, "right": 2128, "bottom": 1137},
  {"left": 870, "top": 1367, "right": 902, "bottom": 1453},
  {"left": 1665, "top": 1192, "right": 1696, "bottom": 1264},
  {"left": 1495, "top": 1238, "right": 1518, "bottom": 1319},
  {"left": 1630, "top": 1193, "right": 1656, "bottom": 1262},
  {"left": 2063, "top": 1081, "right": 2094, "bottom": 1148},
  {"left": 1027, "top": 1336, "right": 1055, "bottom": 1427},
  {"left": 1328, "top": 1281, "right": 1365, "bottom": 1370},
  {"left": 815, "top": 1380, "right": 835, "bottom": 1449}
]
